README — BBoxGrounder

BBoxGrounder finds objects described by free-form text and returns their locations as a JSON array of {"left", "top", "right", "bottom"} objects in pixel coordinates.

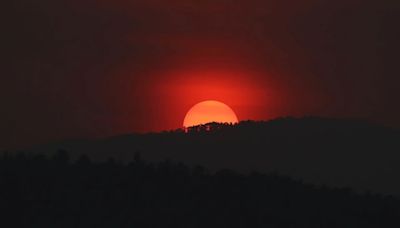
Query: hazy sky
[{"left": 2, "top": 0, "right": 399, "bottom": 149}]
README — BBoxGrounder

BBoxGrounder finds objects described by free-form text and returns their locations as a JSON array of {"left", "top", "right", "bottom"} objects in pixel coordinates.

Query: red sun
[{"left": 183, "top": 100, "right": 239, "bottom": 127}]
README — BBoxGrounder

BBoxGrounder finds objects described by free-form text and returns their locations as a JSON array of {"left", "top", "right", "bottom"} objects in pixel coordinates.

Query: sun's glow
[{"left": 183, "top": 100, "right": 239, "bottom": 127}]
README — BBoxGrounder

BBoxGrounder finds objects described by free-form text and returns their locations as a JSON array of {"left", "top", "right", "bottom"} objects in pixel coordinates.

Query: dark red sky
[{"left": 2, "top": 0, "right": 399, "bottom": 149}]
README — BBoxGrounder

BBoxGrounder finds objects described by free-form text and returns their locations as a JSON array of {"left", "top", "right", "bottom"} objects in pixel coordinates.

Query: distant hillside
[{"left": 12, "top": 117, "right": 400, "bottom": 195}]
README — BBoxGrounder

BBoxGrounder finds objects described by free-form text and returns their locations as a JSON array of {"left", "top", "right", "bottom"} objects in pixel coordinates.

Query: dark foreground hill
[
  {"left": 0, "top": 153, "right": 399, "bottom": 228},
  {"left": 22, "top": 117, "right": 400, "bottom": 195}
]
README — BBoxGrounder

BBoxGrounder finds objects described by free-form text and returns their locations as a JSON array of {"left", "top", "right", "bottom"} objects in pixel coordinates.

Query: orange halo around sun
[{"left": 183, "top": 100, "right": 239, "bottom": 127}]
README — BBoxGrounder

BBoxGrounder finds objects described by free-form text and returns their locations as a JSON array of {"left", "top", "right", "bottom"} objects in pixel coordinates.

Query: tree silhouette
[
  {"left": 0, "top": 151, "right": 398, "bottom": 227},
  {"left": 1, "top": 118, "right": 400, "bottom": 227}
]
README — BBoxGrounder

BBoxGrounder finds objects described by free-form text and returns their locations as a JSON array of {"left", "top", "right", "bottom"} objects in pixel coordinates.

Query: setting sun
[{"left": 183, "top": 100, "right": 239, "bottom": 127}]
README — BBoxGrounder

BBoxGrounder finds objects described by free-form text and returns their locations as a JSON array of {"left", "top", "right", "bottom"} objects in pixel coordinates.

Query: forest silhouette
[
  {"left": 24, "top": 117, "right": 400, "bottom": 194},
  {"left": 1, "top": 150, "right": 399, "bottom": 227},
  {"left": 2, "top": 117, "right": 400, "bottom": 227}
]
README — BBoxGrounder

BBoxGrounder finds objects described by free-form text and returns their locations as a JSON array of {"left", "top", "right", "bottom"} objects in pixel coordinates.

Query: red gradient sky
[{"left": 2, "top": 0, "right": 399, "bottom": 149}]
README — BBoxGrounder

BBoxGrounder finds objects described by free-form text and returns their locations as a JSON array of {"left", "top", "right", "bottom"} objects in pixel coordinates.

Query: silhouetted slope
[
  {"left": 0, "top": 153, "right": 399, "bottom": 228},
  {"left": 14, "top": 117, "right": 400, "bottom": 194}
]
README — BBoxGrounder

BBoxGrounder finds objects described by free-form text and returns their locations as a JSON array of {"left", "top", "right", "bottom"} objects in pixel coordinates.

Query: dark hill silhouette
[
  {"left": 11, "top": 117, "right": 400, "bottom": 195},
  {"left": 0, "top": 152, "right": 399, "bottom": 227}
]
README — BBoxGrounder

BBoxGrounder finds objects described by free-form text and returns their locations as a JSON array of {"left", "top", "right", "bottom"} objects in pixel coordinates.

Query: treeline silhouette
[
  {"left": 23, "top": 117, "right": 400, "bottom": 195},
  {"left": 1, "top": 151, "right": 399, "bottom": 228}
]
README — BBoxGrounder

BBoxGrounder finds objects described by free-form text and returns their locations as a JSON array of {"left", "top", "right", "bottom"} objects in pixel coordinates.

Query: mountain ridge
[{"left": 6, "top": 117, "right": 400, "bottom": 195}]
